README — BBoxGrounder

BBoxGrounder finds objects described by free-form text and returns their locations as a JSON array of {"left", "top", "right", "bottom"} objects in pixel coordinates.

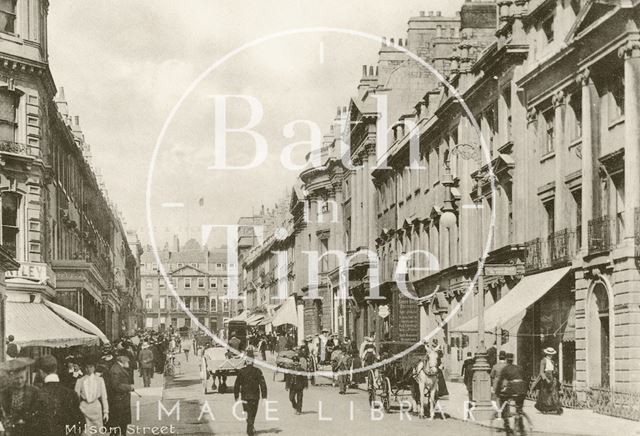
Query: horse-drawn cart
[
  {"left": 201, "top": 347, "right": 245, "bottom": 394},
  {"left": 367, "top": 341, "right": 438, "bottom": 417}
]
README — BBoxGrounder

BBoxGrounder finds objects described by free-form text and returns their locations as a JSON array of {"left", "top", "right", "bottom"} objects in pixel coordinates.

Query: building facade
[
  {"left": 0, "top": 0, "right": 139, "bottom": 353},
  {"left": 140, "top": 240, "right": 232, "bottom": 334}
]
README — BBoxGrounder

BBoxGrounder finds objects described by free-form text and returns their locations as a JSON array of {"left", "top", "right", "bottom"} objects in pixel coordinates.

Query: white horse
[{"left": 412, "top": 348, "right": 440, "bottom": 419}]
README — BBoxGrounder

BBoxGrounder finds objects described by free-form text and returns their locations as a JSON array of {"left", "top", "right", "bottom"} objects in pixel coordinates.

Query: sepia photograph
[{"left": 0, "top": 0, "right": 638, "bottom": 435}]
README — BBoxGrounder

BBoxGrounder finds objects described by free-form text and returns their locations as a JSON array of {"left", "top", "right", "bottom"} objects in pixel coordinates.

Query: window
[
  {"left": 319, "top": 238, "right": 329, "bottom": 272},
  {"left": 209, "top": 278, "right": 217, "bottom": 288},
  {"left": 0, "top": 89, "right": 17, "bottom": 142},
  {"left": 542, "top": 108, "right": 555, "bottom": 154},
  {"left": 145, "top": 296, "right": 153, "bottom": 310},
  {"left": 177, "top": 263, "right": 183, "bottom": 268},
  {"left": 184, "top": 277, "right": 191, "bottom": 289},
  {"left": 210, "top": 298, "right": 218, "bottom": 312},
  {"left": 216, "top": 263, "right": 223, "bottom": 269},
  {"left": 198, "top": 296, "right": 206, "bottom": 311},
  {"left": 0, "top": 0, "right": 16, "bottom": 34},
  {"left": 159, "top": 297, "right": 166, "bottom": 310},
  {"left": 191, "top": 263, "right": 198, "bottom": 268},
  {"left": 184, "top": 297, "right": 191, "bottom": 309},
  {"left": 223, "top": 279, "right": 228, "bottom": 288},
  {"left": 222, "top": 298, "right": 229, "bottom": 313},
  {"left": 152, "top": 263, "right": 158, "bottom": 271},
  {"left": 544, "top": 200, "right": 555, "bottom": 236},
  {"left": 198, "top": 277, "right": 205, "bottom": 288},
  {"left": 145, "top": 279, "right": 152, "bottom": 289},
  {"left": 569, "top": 92, "right": 582, "bottom": 141},
  {"left": 542, "top": 14, "right": 554, "bottom": 43},
  {"left": 1, "top": 192, "right": 19, "bottom": 258},
  {"left": 609, "top": 71, "right": 625, "bottom": 121},
  {"left": 159, "top": 278, "right": 165, "bottom": 288}
]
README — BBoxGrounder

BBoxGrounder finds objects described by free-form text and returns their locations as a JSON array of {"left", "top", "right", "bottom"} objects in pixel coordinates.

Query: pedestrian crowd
[{"left": 0, "top": 328, "right": 183, "bottom": 435}]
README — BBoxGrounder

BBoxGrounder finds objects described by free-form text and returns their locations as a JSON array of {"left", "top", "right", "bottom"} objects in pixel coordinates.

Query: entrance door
[{"left": 587, "top": 283, "right": 611, "bottom": 387}]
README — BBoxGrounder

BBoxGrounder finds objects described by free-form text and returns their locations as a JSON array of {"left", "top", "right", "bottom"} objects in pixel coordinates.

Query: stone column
[
  {"left": 349, "top": 168, "right": 357, "bottom": 251},
  {"left": 553, "top": 90, "right": 567, "bottom": 232},
  {"left": 367, "top": 148, "right": 377, "bottom": 250},
  {"left": 619, "top": 40, "right": 640, "bottom": 240},
  {"left": 577, "top": 69, "right": 593, "bottom": 253}
]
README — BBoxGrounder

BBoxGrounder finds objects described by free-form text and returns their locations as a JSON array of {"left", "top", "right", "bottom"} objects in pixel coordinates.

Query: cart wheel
[
  {"left": 382, "top": 377, "right": 392, "bottom": 412},
  {"left": 368, "top": 370, "right": 377, "bottom": 406}
]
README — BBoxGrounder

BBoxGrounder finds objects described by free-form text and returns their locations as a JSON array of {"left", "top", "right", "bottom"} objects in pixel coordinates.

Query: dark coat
[
  {"left": 0, "top": 386, "right": 47, "bottom": 436},
  {"left": 107, "top": 362, "right": 133, "bottom": 426},
  {"left": 461, "top": 357, "right": 474, "bottom": 388},
  {"left": 138, "top": 349, "right": 155, "bottom": 369},
  {"left": 234, "top": 365, "right": 267, "bottom": 401},
  {"left": 40, "top": 380, "right": 83, "bottom": 436}
]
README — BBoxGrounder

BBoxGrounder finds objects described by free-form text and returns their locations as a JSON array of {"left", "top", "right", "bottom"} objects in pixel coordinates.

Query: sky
[{"left": 47, "top": 0, "right": 462, "bottom": 248}]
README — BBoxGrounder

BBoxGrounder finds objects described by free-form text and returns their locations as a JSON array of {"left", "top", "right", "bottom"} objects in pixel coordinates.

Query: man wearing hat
[
  {"left": 490, "top": 350, "right": 508, "bottom": 396},
  {"left": 0, "top": 358, "right": 47, "bottom": 436},
  {"left": 287, "top": 346, "right": 308, "bottom": 414},
  {"left": 138, "top": 342, "right": 155, "bottom": 387},
  {"left": 108, "top": 356, "right": 135, "bottom": 434},
  {"left": 234, "top": 347, "right": 267, "bottom": 436},
  {"left": 495, "top": 353, "right": 527, "bottom": 436},
  {"left": 37, "top": 354, "right": 83, "bottom": 436}
]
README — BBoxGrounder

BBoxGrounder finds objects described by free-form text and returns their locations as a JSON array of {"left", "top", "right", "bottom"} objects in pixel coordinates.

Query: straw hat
[{"left": 543, "top": 347, "right": 557, "bottom": 355}]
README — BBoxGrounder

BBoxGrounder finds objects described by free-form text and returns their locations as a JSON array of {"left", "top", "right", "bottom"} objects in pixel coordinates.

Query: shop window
[
  {"left": 0, "top": 0, "right": 16, "bottom": 34},
  {"left": 1, "top": 192, "right": 20, "bottom": 257}
]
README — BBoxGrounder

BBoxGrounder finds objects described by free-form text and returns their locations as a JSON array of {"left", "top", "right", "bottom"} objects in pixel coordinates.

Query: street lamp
[{"left": 449, "top": 143, "right": 493, "bottom": 420}]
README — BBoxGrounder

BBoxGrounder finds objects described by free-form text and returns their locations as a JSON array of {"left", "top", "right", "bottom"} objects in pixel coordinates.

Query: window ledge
[
  {"left": 608, "top": 116, "right": 625, "bottom": 130},
  {"left": 0, "top": 32, "right": 22, "bottom": 45},
  {"left": 540, "top": 151, "right": 556, "bottom": 163}
]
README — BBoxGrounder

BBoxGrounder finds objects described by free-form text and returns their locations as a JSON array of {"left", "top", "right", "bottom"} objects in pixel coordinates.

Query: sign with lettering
[
  {"left": 483, "top": 264, "right": 518, "bottom": 277},
  {"left": 5, "top": 262, "right": 57, "bottom": 287},
  {"left": 398, "top": 295, "right": 420, "bottom": 342}
]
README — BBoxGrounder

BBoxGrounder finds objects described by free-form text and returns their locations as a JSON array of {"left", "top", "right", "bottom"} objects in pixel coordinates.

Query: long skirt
[
  {"left": 79, "top": 399, "right": 104, "bottom": 432},
  {"left": 436, "top": 369, "right": 449, "bottom": 398},
  {"left": 535, "top": 372, "right": 563, "bottom": 414}
]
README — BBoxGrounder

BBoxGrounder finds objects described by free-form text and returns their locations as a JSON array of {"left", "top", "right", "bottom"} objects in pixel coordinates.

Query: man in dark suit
[
  {"left": 496, "top": 353, "right": 527, "bottom": 436},
  {"left": 37, "top": 355, "right": 83, "bottom": 436},
  {"left": 108, "top": 356, "right": 135, "bottom": 434},
  {"left": 234, "top": 348, "right": 267, "bottom": 436},
  {"left": 461, "top": 352, "right": 475, "bottom": 400}
]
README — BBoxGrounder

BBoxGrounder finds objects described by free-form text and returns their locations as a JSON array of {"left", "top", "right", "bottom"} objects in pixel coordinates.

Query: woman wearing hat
[
  {"left": 75, "top": 354, "right": 109, "bottom": 431},
  {"left": 0, "top": 358, "right": 47, "bottom": 435},
  {"left": 534, "top": 347, "right": 563, "bottom": 414}
]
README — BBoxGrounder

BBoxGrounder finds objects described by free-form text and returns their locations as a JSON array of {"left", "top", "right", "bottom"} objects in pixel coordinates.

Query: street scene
[{"left": 1, "top": 0, "right": 640, "bottom": 435}]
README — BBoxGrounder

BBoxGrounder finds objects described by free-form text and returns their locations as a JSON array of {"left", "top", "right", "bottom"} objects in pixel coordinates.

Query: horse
[{"left": 411, "top": 347, "right": 440, "bottom": 419}]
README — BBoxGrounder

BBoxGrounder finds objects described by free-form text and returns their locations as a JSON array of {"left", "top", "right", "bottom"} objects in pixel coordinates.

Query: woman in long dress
[
  {"left": 534, "top": 347, "right": 563, "bottom": 414},
  {"left": 75, "top": 355, "right": 109, "bottom": 432}
]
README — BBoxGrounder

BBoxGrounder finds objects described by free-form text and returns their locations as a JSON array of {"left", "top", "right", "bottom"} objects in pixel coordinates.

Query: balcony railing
[
  {"left": 0, "top": 140, "right": 39, "bottom": 158},
  {"left": 588, "top": 214, "right": 623, "bottom": 255},
  {"left": 525, "top": 228, "right": 579, "bottom": 273}
]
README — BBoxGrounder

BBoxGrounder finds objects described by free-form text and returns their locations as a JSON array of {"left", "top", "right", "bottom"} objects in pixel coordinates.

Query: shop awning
[
  {"left": 560, "top": 305, "right": 576, "bottom": 342},
  {"left": 230, "top": 311, "right": 248, "bottom": 322},
  {"left": 271, "top": 296, "right": 298, "bottom": 327},
  {"left": 246, "top": 314, "right": 265, "bottom": 326},
  {"left": 7, "top": 302, "right": 100, "bottom": 348},
  {"left": 451, "top": 267, "right": 571, "bottom": 334},
  {"left": 44, "top": 300, "right": 109, "bottom": 344}
]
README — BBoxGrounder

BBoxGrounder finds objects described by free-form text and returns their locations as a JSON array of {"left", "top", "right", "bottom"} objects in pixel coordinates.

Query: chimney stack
[
  {"left": 436, "top": 11, "right": 442, "bottom": 17},
  {"left": 362, "top": 65, "right": 367, "bottom": 76},
  {"left": 419, "top": 11, "right": 425, "bottom": 17}
]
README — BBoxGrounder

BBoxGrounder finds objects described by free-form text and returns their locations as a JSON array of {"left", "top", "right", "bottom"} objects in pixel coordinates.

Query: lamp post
[{"left": 449, "top": 143, "right": 493, "bottom": 420}]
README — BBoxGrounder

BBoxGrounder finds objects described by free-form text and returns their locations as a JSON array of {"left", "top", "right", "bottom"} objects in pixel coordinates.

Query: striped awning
[
  {"left": 7, "top": 302, "right": 100, "bottom": 348},
  {"left": 45, "top": 300, "right": 109, "bottom": 344}
]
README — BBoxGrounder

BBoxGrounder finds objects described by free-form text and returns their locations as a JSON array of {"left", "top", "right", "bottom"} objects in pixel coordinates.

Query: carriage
[
  {"left": 367, "top": 342, "right": 426, "bottom": 413},
  {"left": 200, "top": 347, "right": 245, "bottom": 394}
]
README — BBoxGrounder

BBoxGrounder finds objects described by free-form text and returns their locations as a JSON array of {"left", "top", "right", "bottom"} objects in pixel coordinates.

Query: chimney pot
[
  {"left": 390, "top": 37, "right": 394, "bottom": 44},
  {"left": 428, "top": 11, "right": 433, "bottom": 16},
  {"left": 369, "top": 66, "right": 374, "bottom": 76},
  {"left": 381, "top": 36, "right": 386, "bottom": 46},
  {"left": 74, "top": 116, "right": 80, "bottom": 125},
  {"left": 437, "top": 11, "right": 442, "bottom": 17},
  {"left": 419, "top": 10, "right": 425, "bottom": 17},
  {"left": 362, "top": 65, "right": 367, "bottom": 76},
  {"left": 337, "top": 106, "right": 341, "bottom": 115},
  {"left": 375, "top": 67, "right": 378, "bottom": 76}
]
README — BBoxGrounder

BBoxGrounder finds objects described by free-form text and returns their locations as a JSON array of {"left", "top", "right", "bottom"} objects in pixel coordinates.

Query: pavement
[{"left": 128, "top": 351, "right": 638, "bottom": 436}]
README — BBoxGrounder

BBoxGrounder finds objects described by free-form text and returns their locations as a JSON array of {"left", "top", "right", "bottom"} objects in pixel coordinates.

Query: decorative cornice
[{"left": 526, "top": 107, "right": 537, "bottom": 123}]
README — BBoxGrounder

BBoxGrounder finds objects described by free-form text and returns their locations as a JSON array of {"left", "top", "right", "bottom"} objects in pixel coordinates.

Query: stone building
[
  {"left": 0, "top": 0, "right": 140, "bottom": 355},
  {"left": 140, "top": 240, "right": 231, "bottom": 334}
]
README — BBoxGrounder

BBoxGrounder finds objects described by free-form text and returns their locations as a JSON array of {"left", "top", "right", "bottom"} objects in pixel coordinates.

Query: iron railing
[
  {"left": 526, "top": 381, "right": 640, "bottom": 421},
  {"left": 525, "top": 229, "right": 579, "bottom": 273},
  {"left": 588, "top": 214, "right": 623, "bottom": 254}
]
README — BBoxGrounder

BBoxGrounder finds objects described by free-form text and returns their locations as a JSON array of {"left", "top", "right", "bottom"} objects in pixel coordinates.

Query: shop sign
[
  {"left": 484, "top": 263, "right": 519, "bottom": 277},
  {"left": 5, "top": 261, "right": 57, "bottom": 287}
]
